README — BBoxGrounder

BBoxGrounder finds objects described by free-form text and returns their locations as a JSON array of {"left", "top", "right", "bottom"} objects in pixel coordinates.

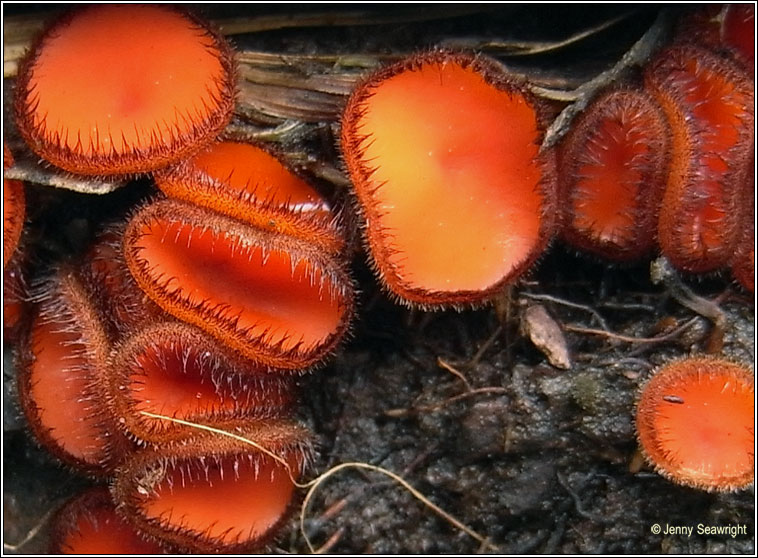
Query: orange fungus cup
[
  {"left": 644, "top": 45, "right": 754, "bottom": 273},
  {"left": 114, "top": 421, "right": 312, "bottom": 553},
  {"left": 14, "top": 4, "right": 236, "bottom": 177},
  {"left": 17, "top": 268, "right": 129, "bottom": 474},
  {"left": 123, "top": 199, "right": 354, "bottom": 372},
  {"left": 341, "top": 51, "right": 556, "bottom": 307},
  {"left": 635, "top": 356, "right": 754, "bottom": 492},
  {"left": 156, "top": 141, "right": 343, "bottom": 254},
  {"left": 558, "top": 89, "right": 669, "bottom": 261},
  {"left": 50, "top": 487, "right": 164, "bottom": 554},
  {"left": 105, "top": 322, "right": 296, "bottom": 444}
]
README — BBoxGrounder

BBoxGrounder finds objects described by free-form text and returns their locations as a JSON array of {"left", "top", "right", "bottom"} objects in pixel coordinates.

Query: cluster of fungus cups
[
  {"left": 557, "top": 40, "right": 754, "bottom": 284},
  {"left": 6, "top": 4, "right": 756, "bottom": 551},
  {"left": 339, "top": 15, "right": 754, "bottom": 303},
  {"left": 130, "top": 140, "right": 354, "bottom": 371},
  {"left": 557, "top": 23, "right": 754, "bottom": 288},
  {"left": 12, "top": 4, "right": 354, "bottom": 553}
]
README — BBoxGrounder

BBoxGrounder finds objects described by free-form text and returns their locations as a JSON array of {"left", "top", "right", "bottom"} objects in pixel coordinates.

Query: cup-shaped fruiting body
[
  {"left": 123, "top": 199, "right": 354, "bottom": 372},
  {"left": 17, "top": 268, "right": 130, "bottom": 474},
  {"left": 114, "top": 420, "right": 311, "bottom": 553},
  {"left": 50, "top": 487, "right": 165, "bottom": 554},
  {"left": 104, "top": 321, "right": 296, "bottom": 445},
  {"left": 636, "top": 356, "right": 754, "bottom": 491},
  {"left": 14, "top": 4, "right": 236, "bottom": 177},
  {"left": 645, "top": 45, "right": 754, "bottom": 273},
  {"left": 722, "top": 4, "right": 755, "bottom": 68},
  {"left": 341, "top": 51, "right": 556, "bottom": 307},
  {"left": 155, "top": 141, "right": 344, "bottom": 255},
  {"left": 558, "top": 89, "right": 669, "bottom": 261},
  {"left": 4, "top": 145, "right": 25, "bottom": 267}
]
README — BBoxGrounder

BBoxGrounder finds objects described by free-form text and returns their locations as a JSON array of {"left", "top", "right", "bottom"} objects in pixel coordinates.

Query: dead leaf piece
[{"left": 521, "top": 304, "right": 571, "bottom": 369}]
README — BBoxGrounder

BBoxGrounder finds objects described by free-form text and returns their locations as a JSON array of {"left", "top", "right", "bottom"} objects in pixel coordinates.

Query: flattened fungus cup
[
  {"left": 341, "top": 51, "right": 557, "bottom": 308},
  {"left": 14, "top": 4, "right": 236, "bottom": 177},
  {"left": 636, "top": 356, "right": 755, "bottom": 492}
]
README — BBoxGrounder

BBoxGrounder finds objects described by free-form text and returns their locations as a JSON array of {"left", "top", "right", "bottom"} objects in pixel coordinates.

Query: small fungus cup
[{"left": 636, "top": 356, "right": 754, "bottom": 492}]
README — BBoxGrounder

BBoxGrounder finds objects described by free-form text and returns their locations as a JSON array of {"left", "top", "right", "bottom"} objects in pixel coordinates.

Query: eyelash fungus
[
  {"left": 4, "top": 4, "right": 755, "bottom": 555},
  {"left": 341, "top": 51, "right": 557, "bottom": 308},
  {"left": 102, "top": 321, "right": 296, "bottom": 445},
  {"left": 557, "top": 89, "right": 669, "bottom": 261},
  {"left": 113, "top": 421, "right": 312, "bottom": 553},
  {"left": 13, "top": 4, "right": 236, "bottom": 177},
  {"left": 122, "top": 198, "right": 354, "bottom": 372},
  {"left": 644, "top": 44, "right": 754, "bottom": 274},
  {"left": 154, "top": 140, "right": 345, "bottom": 256},
  {"left": 49, "top": 486, "right": 165, "bottom": 554},
  {"left": 17, "top": 267, "right": 132, "bottom": 476},
  {"left": 635, "top": 356, "right": 754, "bottom": 492}
]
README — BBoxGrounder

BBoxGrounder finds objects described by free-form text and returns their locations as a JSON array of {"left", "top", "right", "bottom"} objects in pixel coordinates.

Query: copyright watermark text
[{"left": 650, "top": 523, "right": 748, "bottom": 538}]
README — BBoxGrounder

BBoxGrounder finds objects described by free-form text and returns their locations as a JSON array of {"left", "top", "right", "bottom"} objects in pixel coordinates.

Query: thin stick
[
  {"left": 564, "top": 317, "right": 699, "bottom": 344},
  {"left": 223, "top": 120, "right": 308, "bottom": 143},
  {"left": 650, "top": 257, "right": 727, "bottom": 346},
  {"left": 3, "top": 509, "right": 55, "bottom": 551},
  {"left": 522, "top": 292, "right": 610, "bottom": 332},
  {"left": 312, "top": 526, "right": 346, "bottom": 554},
  {"left": 4, "top": 161, "right": 126, "bottom": 194},
  {"left": 468, "top": 324, "right": 504, "bottom": 367},
  {"left": 442, "top": 11, "right": 632, "bottom": 56},
  {"left": 539, "top": 9, "right": 671, "bottom": 148},
  {"left": 437, "top": 357, "right": 473, "bottom": 391},
  {"left": 217, "top": 7, "right": 490, "bottom": 36}
]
